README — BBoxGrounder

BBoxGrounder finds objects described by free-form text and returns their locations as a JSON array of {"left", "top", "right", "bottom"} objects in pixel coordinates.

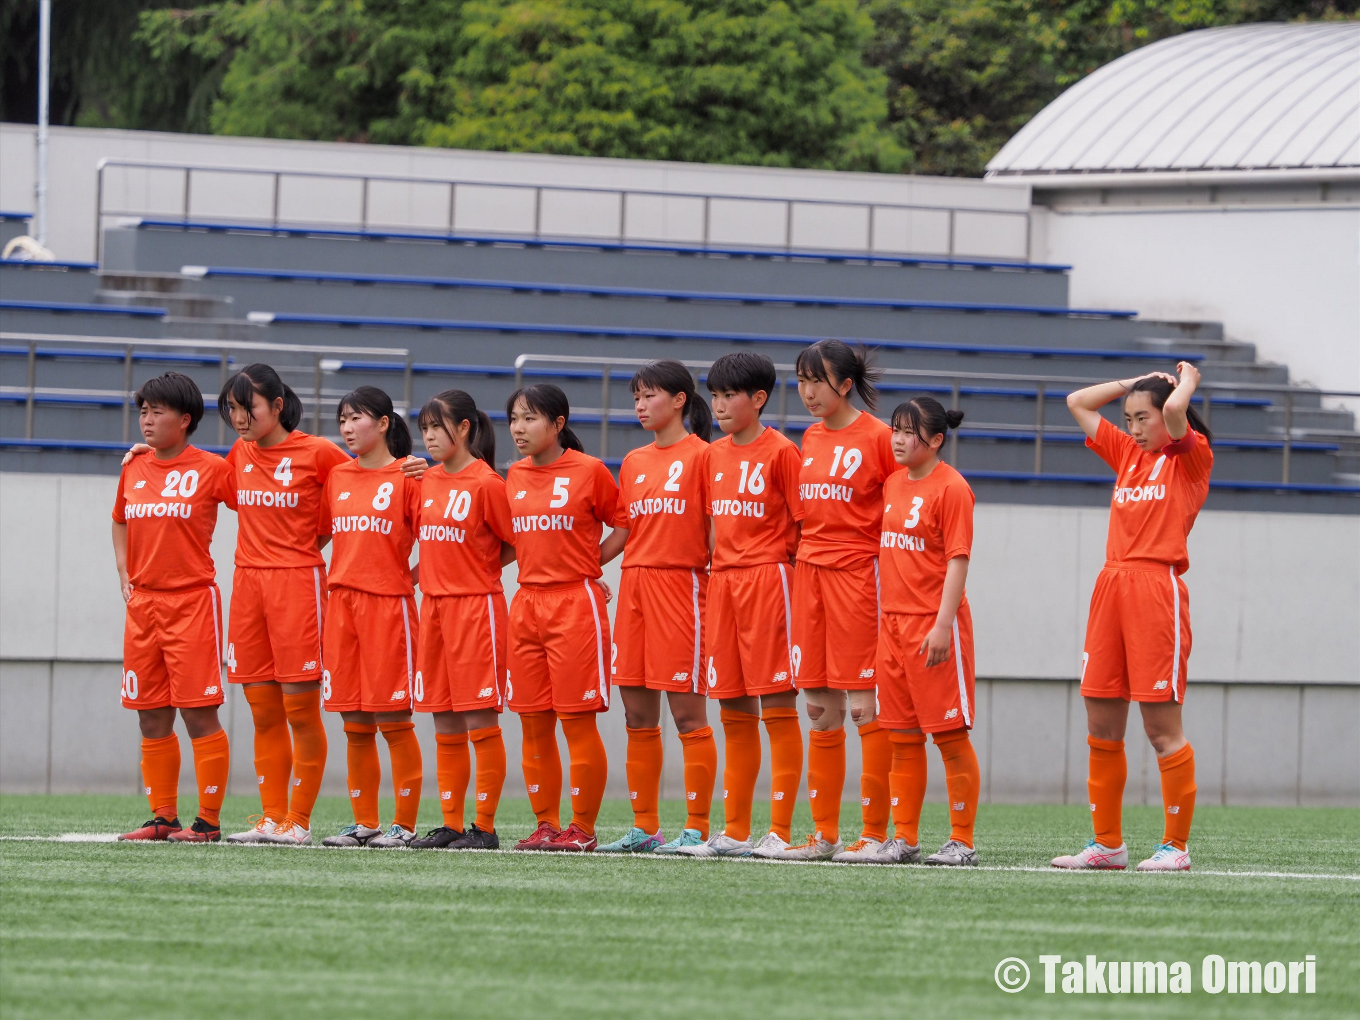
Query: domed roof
[{"left": 987, "top": 22, "right": 1360, "bottom": 176}]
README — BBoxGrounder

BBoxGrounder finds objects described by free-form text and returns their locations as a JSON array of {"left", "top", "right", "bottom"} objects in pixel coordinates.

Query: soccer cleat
[
  {"left": 118, "top": 816, "right": 181, "bottom": 841},
  {"left": 654, "top": 829, "right": 707, "bottom": 855},
  {"left": 832, "top": 836, "right": 920, "bottom": 864},
  {"left": 448, "top": 824, "right": 500, "bottom": 850},
  {"left": 321, "top": 823, "right": 382, "bottom": 848},
  {"left": 924, "top": 839, "right": 977, "bottom": 866},
  {"left": 167, "top": 817, "right": 221, "bottom": 843},
  {"left": 226, "top": 816, "right": 278, "bottom": 845},
  {"left": 597, "top": 827, "right": 665, "bottom": 854},
  {"left": 771, "top": 832, "right": 843, "bottom": 861},
  {"left": 675, "top": 831, "right": 752, "bottom": 858},
  {"left": 514, "top": 821, "right": 561, "bottom": 851},
  {"left": 749, "top": 831, "right": 790, "bottom": 858},
  {"left": 260, "top": 821, "right": 311, "bottom": 846},
  {"left": 407, "top": 826, "right": 464, "bottom": 850},
  {"left": 367, "top": 824, "right": 417, "bottom": 848},
  {"left": 1136, "top": 843, "right": 1191, "bottom": 872},
  {"left": 542, "top": 822, "right": 598, "bottom": 853},
  {"left": 1051, "top": 839, "right": 1128, "bottom": 870}
]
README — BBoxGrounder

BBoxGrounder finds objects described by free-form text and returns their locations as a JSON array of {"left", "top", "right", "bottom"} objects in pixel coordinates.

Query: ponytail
[
  {"left": 891, "top": 396, "right": 964, "bottom": 446},
  {"left": 795, "top": 339, "right": 882, "bottom": 411},
  {"left": 418, "top": 389, "right": 497, "bottom": 468},
  {"left": 337, "top": 386, "right": 412, "bottom": 458},
  {"left": 505, "top": 384, "right": 583, "bottom": 453},
  {"left": 219, "top": 363, "right": 304, "bottom": 433},
  {"left": 1129, "top": 375, "right": 1214, "bottom": 445},
  {"left": 630, "top": 359, "right": 712, "bottom": 442}
]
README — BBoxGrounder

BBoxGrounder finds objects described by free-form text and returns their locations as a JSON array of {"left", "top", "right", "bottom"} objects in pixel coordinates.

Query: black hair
[
  {"left": 505, "top": 383, "right": 583, "bottom": 453},
  {"left": 218, "top": 363, "right": 303, "bottom": 433},
  {"left": 706, "top": 352, "right": 777, "bottom": 416},
  {"left": 795, "top": 339, "right": 882, "bottom": 411},
  {"left": 630, "top": 360, "right": 712, "bottom": 443},
  {"left": 891, "top": 396, "right": 965, "bottom": 448},
  {"left": 1128, "top": 375, "right": 1214, "bottom": 445},
  {"left": 336, "top": 385, "right": 412, "bottom": 458},
  {"left": 135, "top": 371, "right": 205, "bottom": 436},
  {"left": 418, "top": 389, "right": 496, "bottom": 468}
]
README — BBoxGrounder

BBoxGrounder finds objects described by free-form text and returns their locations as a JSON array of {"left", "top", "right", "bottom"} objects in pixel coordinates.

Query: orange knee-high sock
[
  {"left": 281, "top": 687, "right": 326, "bottom": 829},
  {"left": 343, "top": 722, "right": 380, "bottom": 829},
  {"left": 678, "top": 725, "right": 717, "bottom": 838},
  {"left": 934, "top": 728, "right": 980, "bottom": 848},
  {"left": 1087, "top": 736, "right": 1127, "bottom": 848},
  {"left": 888, "top": 731, "right": 927, "bottom": 845},
  {"left": 625, "top": 726, "right": 663, "bottom": 833},
  {"left": 560, "top": 713, "right": 608, "bottom": 835},
  {"left": 1157, "top": 743, "right": 1196, "bottom": 850},
  {"left": 719, "top": 709, "right": 761, "bottom": 843},
  {"left": 190, "top": 729, "right": 230, "bottom": 827},
  {"left": 244, "top": 683, "right": 291, "bottom": 822},
  {"left": 519, "top": 711, "right": 562, "bottom": 829},
  {"left": 435, "top": 732, "right": 471, "bottom": 831},
  {"left": 379, "top": 720, "right": 422, "bottom": 832},
  {"left": 807, "top": 727, "right": 846, "bottom": 843},
  {"left": 140, "top": 733, "right": 181, "bottom": 821},
  {"left": 763, "top": 707, "right": 803, "bottom": 842},
  {"left": 469, "top": 726, "right": 506, "bottom": 831},
  {"left": 858, "top": 722, "right": 891, "bottom": 841}
]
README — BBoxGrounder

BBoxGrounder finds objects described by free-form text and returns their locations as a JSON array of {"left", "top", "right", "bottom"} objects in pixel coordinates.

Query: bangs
[{"left": 794, "top": 346, "right": 829, "bottom": 382}]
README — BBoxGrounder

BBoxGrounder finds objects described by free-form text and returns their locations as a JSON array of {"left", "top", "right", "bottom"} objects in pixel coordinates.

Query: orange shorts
[
  {"left": 1081, "top": 562, "right": 1191, "bottom": 703},
  {"left": 791, "top": 560, "right": 879, "bottom": 690},
  {"left": 507, "top": 580, "right": 611, "bottom": 714},
  {"left": 613, "top": 567, "right": 707, "bottom": 694},
  {"left": 415, "top": 592, "right": 508, "bottom": 713},
  {"left": 121, "top": 585, "right": 225, "bottom": 710},
  {"left": 706, "top": 563, "right": 796, "bottom": 699},
  {"left": 877, "top": 603, "right": 975, "bottom": 733},
  {"left": 321, "top": 586, "right": 417, "bottom": 713},
  {"left": 227, "top": 565, "right": 327, "bottom": 684}
]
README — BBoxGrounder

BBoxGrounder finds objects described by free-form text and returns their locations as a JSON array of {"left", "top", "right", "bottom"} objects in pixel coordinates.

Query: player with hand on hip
[{"left": 1053, "top": 363, "right": 1213, "bottom": 873}]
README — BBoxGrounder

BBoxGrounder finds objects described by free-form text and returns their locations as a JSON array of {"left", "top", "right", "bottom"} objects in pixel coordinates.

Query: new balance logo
[
  {"left": 861, "top": 797, "right": 871, "bottom": 806},
  {"left": 243, "top": 465, "right": 253, "bottom": 472},
  {"left": 630, "top": 791, "right": 638, "bottom": 800},
  {"left": 671, "top": 672, "right": 689, "bottom": 685},
  {"left": 944, "top": 708, "right": 959, "bottom": 720},
  {"left": 441, "top": 791, "right": 452, "bottom": 800},
  {"left": 204, "top": 685, "right": 219, "bottom": 696},
  {"left": 257, "top": 776, "right": 265, "bottom": 785},
  {"left": 303, "top": 661, "right": 317, "bottom": 671},
  {"left": 1154, "top": 680, "right": 1169, "bottom": 690},
  {"left": 634, "top": 474, "right": 646, "bottom": 483},
  {"left": 803, "top": 458, "right": 813, "bottom": 466},
  {"left": 205, "top": 786, "right": 218, "bottom": 794},
  {"left": 582, "top": 690, "right": 597, "bottom": 701},
  {"left": 772, "top": 792, "right": 785, "bottom": 801},
  {"left": 390, "top": 690, "right": 406, "bottom": 700},
  {"left": 399, "top": 788, "right": 411, "bottom": 797},
  {"left": 713, "top": 472, "right": 723, "bottom": 481},
  {"left": 514, "top": 490, "right": 527, "bottom": 499},
  {"left": 292, "top": 778, "right": 301, "bottom": 786},
  {"left": 1167, "top": 805, "right": 1180, "bottom": 814},
  {"left": 478, "top": 687, "right": 493, "bottom": 698},
  {"left": 809, "top": 789, "right": 818, "bottom": 798},
  {"left": 528, "top": 784, "right": 539, "bottom": 793},
  {"left": 859, "top": 668, "right": 875, "bottom": 679},
  {"left": 350, "top": 789, "right": 362, "bottom": 798},
  {"left": 133, "top": 480, "right": 146, "bottom": 489},
  {"left": 477, "top": 792, "right": 488, "bottom": 801},
  {"left": 424, "top": 499, "right": 434, "bottom": 507},
  {"left": 952, "top": 801, "right": 966, "bottom": 811},
  {"left": 687, "top": 791, "right": 697, "bottom": 801},
  {"left": 772, "top": 671, "right": 789, "bottom": 683},
  {"left": 571, "top": 787, "right": 580, "bottom": 796},
  {"left": 338, "top": 492, "right": 350, "bottom": 499}
]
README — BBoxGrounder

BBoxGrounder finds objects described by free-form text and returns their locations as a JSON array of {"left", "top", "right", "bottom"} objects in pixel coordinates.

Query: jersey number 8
[{"left": 372, "top": 482, "right": 393, "bottom": 511}]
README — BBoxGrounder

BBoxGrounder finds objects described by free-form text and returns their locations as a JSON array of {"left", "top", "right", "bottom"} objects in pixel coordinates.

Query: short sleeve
[
  {"left": 777, "top": 441, "right": 804, "bottom": 521},
  {"left": 939, "top": 478, "right": 975, "bottom": 561},
  {"left": 482, "top": 472, "right": 515, "bottom": 544},
  {"left": 317, "top": 476, "right": 335, "bottom": 537},
  {"left": 403, "top": 476, "right": 424, "bottom": 532},
  {"left": 1085, "top": 416, "right": 1135, "bottom": 473},
  {"left": 593, "top": 461, "right": 621, "bottom": 526},
  {"left": 613, "top": 455, "right": 635, "bottom": 528},
  {"left": 314, "top": 438, "right": 351, "bottom": 482},
  {"left": 877, "top": 426, "right": 902, "bottom": 481},
  {"left": 1168, "top": 430, "right": 1213, "bottom": 484},
  {"left": 213, "top": 458, "right": 236, "bottom": 508},
  {"left": 112, "top": 465, "right": 129, "bottom": 523}
]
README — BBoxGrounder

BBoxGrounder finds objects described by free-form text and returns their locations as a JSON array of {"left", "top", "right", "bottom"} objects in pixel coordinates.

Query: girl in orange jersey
[
  {"left": 318, "top": 386, "right": 426, "bottom": 849},
  {"left": 875, "top": 396, "right": 981, "bottom": 867},
  {"left": 1054, "top": 363, "right": 1213, "bottom": 873},
  {"left": 780, "top": 339, "right": 899, "bottom": 862},
  {"left": 595, "top": 360, "right": 717, "bottom": 855},
  {"left": 407, "top": 390, "right": 515, "bottom": 851},
  {"left": 503, "top": 384, "right": 620, "bottom": 853}
]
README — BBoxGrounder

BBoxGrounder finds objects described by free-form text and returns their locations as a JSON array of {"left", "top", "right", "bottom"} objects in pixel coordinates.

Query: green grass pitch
[{"left": 1, "top": 795, "right": 1356, "bottom": 1018}]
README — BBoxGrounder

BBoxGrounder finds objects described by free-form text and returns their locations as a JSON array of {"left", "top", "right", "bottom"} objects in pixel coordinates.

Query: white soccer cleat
[
  {"left": 749, "top": 831, "right": 790, "bottom": 858},
  {"left": 832, "top": 836, "right": 922, "bottom": 864},
  {"left": 675, "top": 831, "right": 752, "bottom": 858},
  {"left": 367, "top": 824, "right": 417, "bottom": 848},
  {"left": 1051, "top": 839, "right": 1129, "bottom": 870},
  {"left": 1136, "top": 842, "right": 1191, "bottom": 872},
  {"left": 225, "top": 816, "right": 277, "bottom": 845},
  {"left": 771, "top": 832, "right": 842, "bottom": 861},
  {"left": 259, "top": 821, "right": 312, "bottom": 846},
  {"left": 924, "top": 839, "right": 978, "bottom": 867}
]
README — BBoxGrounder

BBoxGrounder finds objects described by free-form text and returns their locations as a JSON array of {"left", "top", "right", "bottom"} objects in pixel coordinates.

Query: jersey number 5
[{"left": 550, "top": 477, "right": 570, "bottom": 508}]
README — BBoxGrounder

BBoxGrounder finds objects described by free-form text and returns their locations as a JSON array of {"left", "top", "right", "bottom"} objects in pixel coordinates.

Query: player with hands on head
[
  {"left": 872, "top": 397, "right": 981, "bottom": 867},
  {"left": 1053, "top": 362, "right": 1213, "bottom": 873},
  {"left": 112, "top": 372, "right": 234, "bottom": 843},
  {"left": 407, "top": 391, "right": 514, "bottom": 851},
  {"left": 317, "top": 387, "right": 426, "bottom": 849},
  {"left": 596, "top": 361, "right": 718, "bottom": 855}
]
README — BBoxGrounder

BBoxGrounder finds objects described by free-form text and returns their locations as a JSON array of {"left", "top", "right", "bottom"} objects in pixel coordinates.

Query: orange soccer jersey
[
  {"left": 793, "top": 412, "right": 898, "bottom": 689},
  {"left": 613, "top": 435, "right": 710, "bottom": 693},
  {"left": 505, "top": 449, "right": 619, "bottom": 586}
]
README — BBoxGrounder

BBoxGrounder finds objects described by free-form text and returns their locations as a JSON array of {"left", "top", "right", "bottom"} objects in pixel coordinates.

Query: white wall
[
  {"left": 0, "top": 124, "right": 1033, "bottom": 265},
  {"left": 1035, "top": 202, "right": 1360, "bottom": 396}
]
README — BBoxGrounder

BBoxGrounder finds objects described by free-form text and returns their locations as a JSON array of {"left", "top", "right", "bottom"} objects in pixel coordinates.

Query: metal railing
[
  {"left": 94, "top": 158, "right": 1033, "bottom": 264},
  {"left": 514, "top": 354, "right": 1360, "bottom": 485},
  {"left": 2, "top": 332, "right": 410, "bottom": 445}
]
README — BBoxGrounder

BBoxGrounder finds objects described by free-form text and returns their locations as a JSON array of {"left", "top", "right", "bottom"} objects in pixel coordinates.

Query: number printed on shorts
[
  {"left": 159, "top": 469, "right": 199, "bottom": 498},
  {"left": 737, "top": 461, "right": 765, "bottom": 495},
  {"left": 413, "top": 670, "right": 424, "bottom": 703},
  {"left": 665, "top": 461, "right": 684, "bottom": 492},
  {"left": 121, "top": 669, "right": 138, "bottom": 701},
  {"left": 828, "top": 446, "right": 862, "bottom": 480},
  {"left": 226, "top": 643, "right": 237, "bottom": 673},
  {"left": 321, "top": 670, "right": 332, "bottom": 701},
  {"left": 372, "top": 482, "right": 393, "bottom": 511},
  {"left": 611, "top": 643, "right": 618, "bottom": 676},
  {"left": 443, "top": 488, "right": 472, "bottom": 521},
  {"left": 550, "top": 477, "right": 571, "bottom": 508},
  {"left": 273, "top": 457, "right": 293, "bottom": 487}
]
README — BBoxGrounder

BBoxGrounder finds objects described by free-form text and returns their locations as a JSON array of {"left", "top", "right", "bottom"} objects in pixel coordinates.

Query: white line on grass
[{"left": 2, "top": 834, "right": 1357, "bottom": 881}]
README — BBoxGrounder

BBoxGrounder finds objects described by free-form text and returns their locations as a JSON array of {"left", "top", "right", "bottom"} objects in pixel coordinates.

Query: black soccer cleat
[
  {"left": 408, "top": 825, "right": 465, "bottom": 849},
  {"left": 449, "top": 823, "right": 500, "bottom": 850}
]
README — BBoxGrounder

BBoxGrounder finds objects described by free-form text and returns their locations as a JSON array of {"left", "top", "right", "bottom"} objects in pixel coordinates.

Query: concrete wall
[
  {"left": 2, "top": 471, "right": 1356, "bottom": 804},
  {"left": 0, "top": 124, "right": 1033, "bottom": 265}
]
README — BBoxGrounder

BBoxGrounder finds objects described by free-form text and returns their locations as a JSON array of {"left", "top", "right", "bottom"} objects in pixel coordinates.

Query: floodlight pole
[{"left": 35, "top": 0, "right": 51, "bottom": 247}]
